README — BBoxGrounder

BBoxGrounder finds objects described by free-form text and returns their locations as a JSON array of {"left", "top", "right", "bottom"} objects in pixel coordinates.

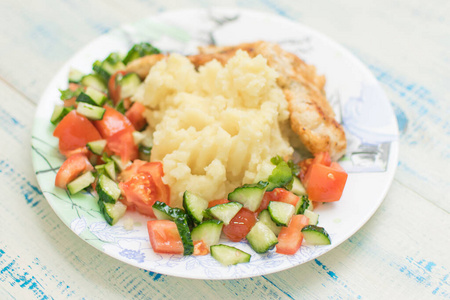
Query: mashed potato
[{"left": 135, "top": 50, "right": 294, "bottom": 207}]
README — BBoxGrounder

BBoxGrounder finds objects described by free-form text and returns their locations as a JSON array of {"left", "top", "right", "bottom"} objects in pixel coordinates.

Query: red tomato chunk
[
  {"left": 147, "top": 220, "right": 183, "bottom": 254},
  {"left": 53, "top": 110, "right": 102, "bottom": 157},
  {"left": 93, "top": 106, "right": 134, "bottom": 138},
  {"left": 55, "top": 153, "right": 93, "bottom": 189},
  {"left": 276, "top": 214, "right": 309, "bottom": 255},
  {"left": 222, "top": 208, "right": 257, "bottom": 242}
]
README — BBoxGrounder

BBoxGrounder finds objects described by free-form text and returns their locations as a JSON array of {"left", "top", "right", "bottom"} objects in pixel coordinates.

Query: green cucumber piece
[
  {"left": 76, "top": 87, "right": 107, "bottom": 106},
  {"left": 268, "top": 201, "right": 295, "bottom": 226},
  {"left": 80, "top": 74, "right": 107, "bottom": 92},
  {"left": 118, "top": 73, "right": 142, "bottom": 98},
  {"left": 258, "top": 209, "right": 281, "bottom": 236},
  {"left": 291, "top": 176, "right": 306, "bottom": 196},
  {"left": 104, "top": 161, "right": 116, "bottom": 181},
  {"left": 227, "top": 181, "right": 268, "bottom": 212},
  {"left": 183, "top": 191, "right": 209, "bottom": 224},
  {"left": 86, "top": 139, "right": 107, "bottom": 155},
  {"left": 101, "top": 201, "right": 127, "bottom": 225},
  {"left": 296, "top": 195, "right": 310, "bottom": 215},
  {"left": 204, "top": 202, "right": 243, "bottom": 225},
  {"left": 93, "top": 52, "right": 125, "bottom": 81},
  {"left": 301, "top": 225, "right": 331, "bottom": 245},
  {"left": 174, "top": 217, "right": 194, "bottom": 256},
  {"left": 66, "top": 171, "right": 95, "bottom": 194},
  {"left": 68, "top": 68, "right": 85, "bottom": 84},
  {"left": 190, "top": 219, "right": 224, "bottom": 248},
  {"left": 210, "top": 244, "right": 251, "bottom": 266},
  {"left": 76, "top": 102, "right": 106, "bottom": 120},
  {"left": 152, "top": 201, "right": 187, "bottom": 221},
  {"left": 96, "top": 174, "right": 121, "bottom": 203},
  {"left": 303, "top": 209, "right": 319, "bottom": 225},
  {"left": 50, "top": 105, "right": 73, "bottom": 125},
  {"left": 246, "top": 221, "right": 278, "bottom": 253}
]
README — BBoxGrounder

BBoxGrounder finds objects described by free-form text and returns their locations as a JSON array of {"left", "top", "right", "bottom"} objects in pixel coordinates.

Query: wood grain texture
[{"left": 1, "top": 0, "right": 449, "bottom": 299}]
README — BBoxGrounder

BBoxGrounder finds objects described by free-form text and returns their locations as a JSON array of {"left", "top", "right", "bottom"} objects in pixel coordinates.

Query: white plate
[{"left": 31, "top": 8, "right": 398, "bottom": 280}]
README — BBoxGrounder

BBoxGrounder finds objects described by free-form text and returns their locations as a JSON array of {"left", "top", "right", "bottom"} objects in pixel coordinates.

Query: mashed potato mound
[{"left": 135, "top": 50, "right": 294, "bottom": 207}]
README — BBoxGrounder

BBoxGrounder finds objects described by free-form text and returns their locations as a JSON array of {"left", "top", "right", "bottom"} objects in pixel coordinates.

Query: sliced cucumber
[
  {"left": 96, "top": 174, "right": 121, "bottom": 203},
  {"left": 68, "top": 68, "right": 84, "bottom": 84},
  {"left": 99, "top": 200, "right": 127, "bottom": 225},
  {"left": 86, "top": 139, "right": 107, "bottom": 155},
  {"left": 118, "top": 73, "right": 142, "bottom": 98},
  {"left": 183, "top": 191, "right": 209, "bottom": 225},
  {"left": 76, "top": 87, "right": 107, "bottom": 106},
  {"left": 76, "top": 102, "right": 106, "bottom": 120},
  {"left": 66, "top": 171, "right": 95, "bottom": 194},
  {"left": 268, "top": 201, "right": 295, "bottom": 226},
  {"left": 291, "top": 176, "right": 306, "bottom": 196},
  {"left": 210, "top": 244, "right": 251, "bottom": 266},
  {"left": 301, "top": 225, "right": 331, "bottom": 245},
  {"left": 258, "top": 209, "right": 281, "bottom": 236},
  {"left": 104, "top": 160, "right": 116, "bottom": 181},
  {"left": 132, "top": 131, "right": 146, "bottom": 145},
  {"left": 80, "top": 74, "right": 107, "bottom": 93},
  {"left": 138, "top": 145, "right": 152, "bottom": 161},
  {"left": 228, "top": 181, "right": 268, "bottom": 212},
  {"left": 204, "top": 202, "right": 243, "bottom": 225},
  {"left": 115, "top": 99, "right": 126, "bottom": 114},
  {"left": 50, "top": 105, "right": 73, "bottom": 125},
  {"left": 152, "top": 201, "right": 187, "bottom": 221},
  {"left": 296, "top": 195, "right": 310, "bottom": 215},
  {"left": 246, "top": 221, "right": 278, "bottom": 253},
  {"left": 93, "top": 52, "right": 125, "bottom": 81},
  {"left": 111, "top": 155, "right": 130, "bottom": 171},
  {"left": 174, "top": 217, "right": 194, "bottom": 256},
  {"left": 303, "top": 209, "right": 319, "bottom": 225},
  {"left": 190, "top": 220, "right": 224, "bottom": 248}
]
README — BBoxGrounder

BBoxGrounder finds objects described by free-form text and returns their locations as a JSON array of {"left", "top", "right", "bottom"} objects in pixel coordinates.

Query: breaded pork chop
[{"left": 125, "top": 41, "right": 346, "bottom": 160}]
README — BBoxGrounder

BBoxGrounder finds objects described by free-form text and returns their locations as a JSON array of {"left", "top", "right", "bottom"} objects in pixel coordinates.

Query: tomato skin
[
  {"left": 55, "top": 153, "right": 93, "bottom": 188},
  {"left": 119, "top": 161, "right": 170, "bottom": 217},
  {"left": 276, "top": 214, "right": 309, "bottom": 255},
  {"left": 207, "top": 199, "right": 229, "bottom": 208},
  {"left": 222, "top": 208, "right": 257, "bottom": 242},
  {"left": 53, "top": 110, "right": 102, "bottom": 156},
  {"left": 106, "top": 128, "right": 139, "bottom": 163},
  {"left": 119, "top": 172, "right": 159, "bottom": 217},
  {"left": 125, "top": 102, "right": 147, "bottom": 131},
  {"left": 306, "top": 163, "right": 348, "bottom": 202},
  {"left": 108, "top": 71, "right": 127, "bottom": 105},
  {"left": 118, "top": 159, "right": 147, "bottom": 182},
  {"left": 147, "top": 220, "right": 184, "bottom": 254},
  {"left": 93, "top": 106, "right": 134, "bottom": 139}
]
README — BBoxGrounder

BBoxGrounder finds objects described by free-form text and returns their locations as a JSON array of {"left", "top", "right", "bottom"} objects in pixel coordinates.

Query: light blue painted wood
[{"left": 1, "top": 0, "right": 449, "bottom": 299}]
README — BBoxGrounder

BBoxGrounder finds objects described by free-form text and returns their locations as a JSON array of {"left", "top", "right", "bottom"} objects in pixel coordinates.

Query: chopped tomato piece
[
  {"left": 137, "top": 162, "right": 170, "bottom": 207},
  {"left": 312, "top": 152, "right": 331, "bottom": 167},
  {"left": 63, "top": 83, "right": 83, "bottom": 107},
  {"left": 222, "top": 208, "right": 257, "bottom": 242},
  {"left": 55, "top": 153, "right": 93, "bottom": 189},
  {"left": 118, "top": 159, "right": 147, "bottom": 182},
  {"left": 53, "top": 110, "right": 102, "bottom": 156},
  {"left": 147, "top": 220, "right": 183, "bottom": 254},
  {"left": 108, "top": 71, "right": 128, "bottom": 105},
  {"left": 276, "top": 214, "right": 309, "bottom": 255},
  {"left": 125, "top": 102, "right": 147, "bottom": 131},
  {"left": 93, "top": 106, "right": 134, "bottom": 138},
  {"left": 120, "top": 172, "right": 159, "bottom": 217},
  {"left": 306, "top": 162, "right": 348, "bottom": 202},
  {"left": 60, "top": 146, "right": 90, "bottom": 158},
  {"left": 298, "top": 158, "right": 313, "bottom": 182},
  {"left": 106, "top": 128, "right": 139, "bottom": 163},
  {"left": 256, "top": 192, "right": 272, "bottom": 213},
  {"left": 193, "top": 240, "right": 210, "bottom": 256},
  {"left": 207, "top": 199, "right": 230, "bottom": 208}
]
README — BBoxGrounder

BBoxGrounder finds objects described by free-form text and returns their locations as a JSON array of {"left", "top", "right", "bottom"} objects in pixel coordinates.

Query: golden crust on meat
[{"left": 127, "top": 41, "right": 347, "bottom": 160}]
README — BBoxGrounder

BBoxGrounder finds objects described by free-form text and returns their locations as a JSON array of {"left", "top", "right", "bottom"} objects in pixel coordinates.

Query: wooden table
[{"left": 1, "top": 1, "right": 449, "bottom": 299}]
